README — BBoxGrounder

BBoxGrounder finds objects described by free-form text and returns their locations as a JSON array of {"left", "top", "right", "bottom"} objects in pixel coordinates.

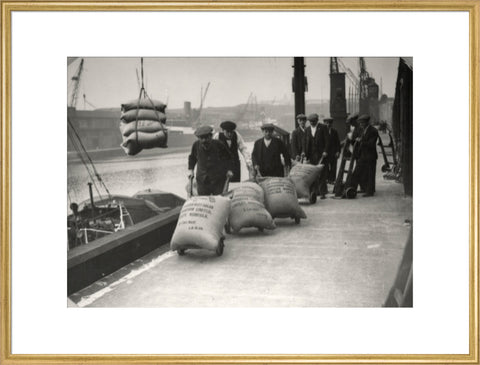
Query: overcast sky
[{"left": 67, "top": 57, "right": 400, "bottom": 110}]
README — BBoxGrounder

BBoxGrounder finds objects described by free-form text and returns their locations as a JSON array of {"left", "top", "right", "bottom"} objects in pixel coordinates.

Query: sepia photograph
[{"left": 67, "top": 57, "right": 413, "bottom": 308}]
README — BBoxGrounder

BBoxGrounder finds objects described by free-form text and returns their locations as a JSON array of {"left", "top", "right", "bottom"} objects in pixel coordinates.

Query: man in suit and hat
[
  {"left": 213, "top": 120, "right": 251, "bottom": 182},
  {"left": 290, "top": 113, "right": 307, "bottom": 162},
  {"left": 324, "top": 117, "right": 341, "bottom": 184},
  {"left": 352, "top": 114, "right": 379, "bottom": 197},
  {"left": 304, "top": 113, "right": 329, "bottom": 198},
  {"left": 188, "top": 125, "right": 234, "bottom": 196},
  {"left": 252, "top": 123, "right": 291, "bottom": 177}
]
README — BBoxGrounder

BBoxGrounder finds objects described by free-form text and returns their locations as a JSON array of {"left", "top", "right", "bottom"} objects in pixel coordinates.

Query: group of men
[{"left": 187, "top": 112, "right": 378, "bottom": 198}]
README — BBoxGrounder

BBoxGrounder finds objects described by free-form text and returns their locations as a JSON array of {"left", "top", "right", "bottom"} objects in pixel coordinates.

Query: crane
[
  {"left": 194, "top": 82, "right": 210, "bottom": 123},
  {"left": 336, "top": 58, "right": 360, "bottom": 115},
  {"left": 69, "top": 58, "right": 84, "bottom": 109}
]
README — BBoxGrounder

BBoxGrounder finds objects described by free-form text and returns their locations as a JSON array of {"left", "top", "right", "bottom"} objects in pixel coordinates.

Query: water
[
  {"left": 67, "top": 142, "right": 254, "bottom": 208},
  {"left": 68, "top": 151, "right": 191, "bottom": 206}
]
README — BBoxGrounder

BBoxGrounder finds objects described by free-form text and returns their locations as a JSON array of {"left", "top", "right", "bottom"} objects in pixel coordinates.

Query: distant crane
[
  {"left": 358, "top": 57, "right": 379, "bottom": 120},
  {"left": 194, "top": 82, "right": 210, "bottom": 123},
  {"left": 236, "top": 93, "right": 259, "bottom": 122},
  {"left": 336, "top": 58, "right": 359, "bottom": 115},
  {"left": 69, "top": 58, "right": 84, "bottom": 109}
]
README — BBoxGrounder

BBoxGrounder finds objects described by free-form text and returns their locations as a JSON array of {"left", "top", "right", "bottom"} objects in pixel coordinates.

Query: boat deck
[{"left": 70, "top": 166, "right": 412, "bottom": 308}]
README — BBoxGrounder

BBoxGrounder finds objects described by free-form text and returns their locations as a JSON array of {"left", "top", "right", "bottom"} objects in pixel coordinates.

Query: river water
[{"left": 67, "top": 143, "right": 254, "bottom": 207}]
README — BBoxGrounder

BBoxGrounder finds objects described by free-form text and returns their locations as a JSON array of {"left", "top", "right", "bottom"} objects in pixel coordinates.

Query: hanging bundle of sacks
[
  {"left": 260, "top": 177, "right": 307, "bottom": 221},
  {"left": 288, "top": 163, "right": 323, "bottom": 198},
  {"left": 228, "top": 182, "right": 275, "bottom": 233},
  {"left": 170, "top": 196, "right": 231, "bottom": 255},
  {"left": 119, "top": 98, "right": 168, "bottom": 156}
]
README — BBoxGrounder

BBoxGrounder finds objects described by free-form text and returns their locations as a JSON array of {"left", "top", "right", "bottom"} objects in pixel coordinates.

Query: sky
[{"left": 67, "top": 57, "right": 400, "bottom": 110}]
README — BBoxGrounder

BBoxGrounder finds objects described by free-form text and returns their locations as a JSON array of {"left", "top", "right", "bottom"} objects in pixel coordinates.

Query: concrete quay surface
[{"left": 71, "top": 167, "right": 412, "bottom": 308}]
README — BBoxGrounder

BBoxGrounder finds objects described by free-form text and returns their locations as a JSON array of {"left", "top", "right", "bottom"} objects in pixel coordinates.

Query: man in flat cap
[
  {"left": 352, "top": 114, "right": 379, "bottom": 197},
  {"left": 324, "top": 117, "right": 341, "bottom": 184},
  {"left": 304, "top": 113, "right": 329, "bottom": 198},
  {"left": 252, "top": 123, "right": 291, "bottom": 177},
  {"left": 290, "top": 114, "right": 307, "bottom": 162},
  {"left": 213, "top": 121, "right": 251, "bottom": 182},
  {"left": 188, "top": 125, "right": 234, "bottom": 196}
]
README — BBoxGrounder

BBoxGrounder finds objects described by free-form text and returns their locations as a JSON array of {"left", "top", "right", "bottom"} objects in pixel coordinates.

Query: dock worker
[
  {"left": 352, "top": 114, "right": 379, "bottom": 197},
  {"left": 252, "top": 123, "right": 291, "bottom": 177},
  {"left": 213, "top": 120, "right": 252, "bottom": 182},
  {"left": 188, "top": 125, "right": 234, "bottom": 196},
  {"left": 290, "top": 113, "right": 307, "bottom": 162},
  {"left": 324, "top": 117, "right": 341, "bottom": 184},
  {"left": 304, "top": 113, "right": 329, "bottom": 198}
]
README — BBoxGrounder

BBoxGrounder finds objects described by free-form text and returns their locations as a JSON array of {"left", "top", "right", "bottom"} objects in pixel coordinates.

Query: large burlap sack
[
  {"left": 228, "top": 182, "right": 275, "bottom": 233},
  {"left": 121, "top": 98, "right": 166, "bottom": 113},
  {"left": 288, "top": 163, "right": 323, "bottom": 198},
  {"left": 171, "top": 196, "right": 231, "bottom": 251},
  {"left": 120, "top": 120, "right": 166, "bottom": 137},
  {"left": 260, "top": 177, "right": 307, "bottom": 220},
  {"left": 121, "top": 109, "right": 167, "bottom": 123},
  {"left": 231, "top": 182, "right": 265, "bottom": 204},
  {"left": 121, "top": 130, "right": 168, "bottom": 156}
]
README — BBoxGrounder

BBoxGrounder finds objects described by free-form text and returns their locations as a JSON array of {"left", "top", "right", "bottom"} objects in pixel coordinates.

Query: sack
[
  {"left": 171, "top": 196, "right": 231, "bottom": 251},
  {"left": 260, "top": 177, "right": 306, "bottom": 220},
  {"left": 121, "top": 98, "right": 166, "bottom": 113},
  {"left": 288, "top": 163, "right": 323, "bottom": 198},
  {"left": 121, "top": 109, "right": 167, "bottom": 123},
  {"left": 231, "top": 182, "right": 265, "bottom": 204},
  {"left": 120, "top": 120, "right": 166, "bottom": 137},
  {"left": 228, "top": 182, "right": 275, "bottom": 233},
  {"left": 121, "top": 130, "right": 168, "bottom": 156}
]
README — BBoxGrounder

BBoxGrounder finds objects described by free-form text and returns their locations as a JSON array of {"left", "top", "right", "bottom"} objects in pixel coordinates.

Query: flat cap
[
  {"left": 220, "top": 120, "right": 236, "bottom": 131},
  {"left": 323, "top": 117, "right": 334, "bottom": 123},
  {"left": 307, "top": 113, "right": 319, "bottom": 122},
  {"left": 357, "top": 114, "right": 371, "bottom": 122},
  {"left": 296, "top": 113, "right": 307, "bottom": 120},
  {"left": 346, "top": 112, "right": 359, "bottom": 122},
  {"left": 261, "top": 123, "right": 275, "bottom": 130},
  {"left": 194, "top": 125, "right": 213, "bottom": 137}
]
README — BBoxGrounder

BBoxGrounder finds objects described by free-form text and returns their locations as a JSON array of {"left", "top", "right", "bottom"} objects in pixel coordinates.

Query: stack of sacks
[
  {"left": 228, "top": 182, "right": 275, "bottom": 233},
  {"left": 120, "top": 98, "right": 168, "bottom": 156},
  {"left": 288, "top": 163, "right": 323, "bottom": 198},
  {"left": 260, "top": 177, "right": 307, "bottom": 221},
  {"left": 170, "top": 196, "right": 231, "bottom": 253}
]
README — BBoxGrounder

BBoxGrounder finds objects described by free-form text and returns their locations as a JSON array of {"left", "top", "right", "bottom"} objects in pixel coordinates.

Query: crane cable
[
  {"left": 67, "top": 117, "right": 111, "bottom": 200},
  {"left": 133, "top": 57, "right": 166, "bottom": 149},
  {"left": 67, "top": 126, "right": 104, "bottom": 200}
]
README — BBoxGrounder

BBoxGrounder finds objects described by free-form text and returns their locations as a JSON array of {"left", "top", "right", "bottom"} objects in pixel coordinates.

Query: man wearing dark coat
[
  {"left": 213, "top": 120, "right": 251, "bottom": 182},
  {"left": 290, "top": 113, "right": 307, "bottom": 161},
  {"left": 324, "top": 117, "right": 341, "bottom": 184},
  {"left": 252, "top": 123, "right": 291, "bottom": 177},
  {"left": 352, "top": 114, "right": 379, "bottom": 197},
  {"left": 188, "top": 125, "right": 234, "bottom": 196},
  {"left": 304, "top": 113, "right": 329, "bottom": 198}
]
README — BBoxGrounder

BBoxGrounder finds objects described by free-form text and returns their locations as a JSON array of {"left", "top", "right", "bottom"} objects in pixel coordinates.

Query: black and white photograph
[{"left": 67, "top": 57, "right": 413, "bottom": 308}]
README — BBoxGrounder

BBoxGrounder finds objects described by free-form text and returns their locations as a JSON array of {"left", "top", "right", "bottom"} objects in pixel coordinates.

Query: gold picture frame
[{"left": 1, "top": 1, "right": 479, "bottom": 364}]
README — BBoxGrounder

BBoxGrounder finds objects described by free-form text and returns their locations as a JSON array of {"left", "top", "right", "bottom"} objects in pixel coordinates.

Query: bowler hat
[
  {"left": 296, "top": 113, "right": 307, "bottom": 121},
  {"left": 323, "top": 117, "right": 334, "bottom": 123},
  {"left": 307, "top": 113, "right": 319, "bottom": 122},
  {"left": 194, "top": 125, "right": 213, "bottom": 137},
  {"left": 357, "top": 114, "right": 371, "bottom": 122},
  {"left": 220, "top": 120, "right": 236, "bottom": 131},
  {"left": 261, "top": 123, "right": 275, "bottom": 130}
]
